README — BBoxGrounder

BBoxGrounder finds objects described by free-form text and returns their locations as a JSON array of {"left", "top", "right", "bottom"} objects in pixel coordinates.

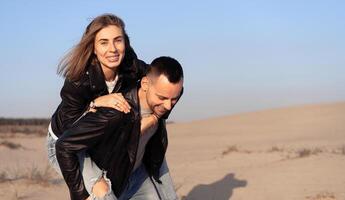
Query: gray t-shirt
[{"left": 132, "top": 109, "right": 158, "bottom": 171}]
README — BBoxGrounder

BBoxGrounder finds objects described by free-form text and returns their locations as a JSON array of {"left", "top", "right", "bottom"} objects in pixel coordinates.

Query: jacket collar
[
  {"left": 124, "top": 84, "right": 140, "bottom": 120},
  {"left": 86, "top": 62, "right": 123, "bottom": 94}
]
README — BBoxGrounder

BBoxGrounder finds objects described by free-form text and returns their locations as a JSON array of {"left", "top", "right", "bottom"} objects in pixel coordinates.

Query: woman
[
  {"left": 47, "top": 14, "right": 148, "bottom": 174},
  {"left": 48, "top": 14, "right": 176, "bottom": 200}
]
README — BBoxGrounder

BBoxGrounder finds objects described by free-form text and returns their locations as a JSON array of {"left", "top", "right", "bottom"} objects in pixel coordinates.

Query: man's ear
[{"left": 141, "top": 76, "right": 149, "bottom": 91}]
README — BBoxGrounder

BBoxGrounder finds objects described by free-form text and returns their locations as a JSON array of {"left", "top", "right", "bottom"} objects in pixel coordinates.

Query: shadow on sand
[{"left": 181, "top": 173, "right": 247, "bottom": 200}]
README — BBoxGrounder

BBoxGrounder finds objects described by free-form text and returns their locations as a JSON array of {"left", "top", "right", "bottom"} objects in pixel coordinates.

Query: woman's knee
[{"left": 92, "top": 178, "right": 110, "bottom": 198}]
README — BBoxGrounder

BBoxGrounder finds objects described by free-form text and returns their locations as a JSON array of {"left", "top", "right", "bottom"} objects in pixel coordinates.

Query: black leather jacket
[
  {"left": 50, "top": 59, "right": 147, "bottom": 138},
  {"left": 56, "top": 85, "right": 171, "bottom": 200}
]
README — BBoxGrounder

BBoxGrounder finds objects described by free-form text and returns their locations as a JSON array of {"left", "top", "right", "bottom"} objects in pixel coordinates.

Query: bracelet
[{"left": 89, "top": 100, "right": 96, "bottom": 109}]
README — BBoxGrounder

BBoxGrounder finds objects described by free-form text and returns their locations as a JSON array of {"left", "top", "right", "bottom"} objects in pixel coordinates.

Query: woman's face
[{"left": 94, "top": 25, "right": 125, "bottom": 74}]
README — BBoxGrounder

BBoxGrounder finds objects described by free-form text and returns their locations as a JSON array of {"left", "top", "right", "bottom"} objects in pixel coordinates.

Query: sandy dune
[
  {"left": 1, "top": 102, "right": 344, "bottom": 199},
  {"left": 167, "top": 102, "right": 345, "bottom": 200}
]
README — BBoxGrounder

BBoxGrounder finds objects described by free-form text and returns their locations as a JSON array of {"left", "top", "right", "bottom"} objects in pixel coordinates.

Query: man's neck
[
  {"left": 138, "top": 88, "right": 158, "bottom": 134},
  {"left": 138, "top": 88, "right": 151, "bottom": 113}
]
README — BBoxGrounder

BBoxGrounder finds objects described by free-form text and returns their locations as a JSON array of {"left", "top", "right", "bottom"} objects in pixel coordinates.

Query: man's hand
[{"left": 140, "top": 114, "right": 158, "bottom": 134}]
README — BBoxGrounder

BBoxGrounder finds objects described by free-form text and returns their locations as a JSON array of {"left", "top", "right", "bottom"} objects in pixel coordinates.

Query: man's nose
[{"left": 163, "top": 100, "right": 172, "bottom": 111}]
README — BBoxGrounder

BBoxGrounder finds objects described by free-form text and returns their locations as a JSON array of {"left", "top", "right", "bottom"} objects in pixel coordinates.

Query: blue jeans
[
  {"left": 80, "top": 153, "right": 178, "bottom": 200},
  {"left": 46, "top": 130, "right": 85, "bottom": 175},
  {"left": 46, "top": 129, "right": 62, "bottom": 175},
  {"left": 46, "top": 131, "right": 178, "bottom": 200}
]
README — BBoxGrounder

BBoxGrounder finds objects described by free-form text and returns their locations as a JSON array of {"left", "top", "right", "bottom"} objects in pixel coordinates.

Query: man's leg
[
  {"left": 123, "top": 164, "right": 160, "bottom": 200},
  {"left": 125, "top": 159, "right": 178, "bottom": 200},
  {"left": 151, "top": 158, "right": 179, "bottom": 200}
]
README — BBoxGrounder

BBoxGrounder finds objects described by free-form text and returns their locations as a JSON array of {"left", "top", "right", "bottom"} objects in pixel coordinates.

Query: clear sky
[{"left": 1, "top": 0, "right": 344, "bottom": 122}]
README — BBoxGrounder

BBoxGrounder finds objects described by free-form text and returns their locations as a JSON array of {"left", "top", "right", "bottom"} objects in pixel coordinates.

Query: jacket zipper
[{"left": 72, "top": 109, "right": 90, "bottom": 125}]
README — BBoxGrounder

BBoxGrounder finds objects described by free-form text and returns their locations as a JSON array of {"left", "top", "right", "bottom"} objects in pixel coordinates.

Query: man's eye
[{"left": 158, "top": 96, "right": 165, "bottom": 100}]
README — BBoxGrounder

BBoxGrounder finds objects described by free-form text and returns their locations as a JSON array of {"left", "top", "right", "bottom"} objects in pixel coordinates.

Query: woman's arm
[
  {"left": 58, "top": 79, "right": 130, "bottom": 132},
  {"left": 92, "top": 93, "right": 131, "bottom": 113},
  {"left": 58, "top": 79, "right": 89, "bottom": 131},
  {"left": 56, "top": 108, "right": 124, "bottom": 200}
]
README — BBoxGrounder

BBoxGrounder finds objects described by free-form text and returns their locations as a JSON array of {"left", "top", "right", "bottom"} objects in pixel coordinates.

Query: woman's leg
[
  {"left": 79, "top": 153, "right": 118, "bottom": 200},
  {"left": 46, "top": 130, "right": 62, "bottom": 176}
]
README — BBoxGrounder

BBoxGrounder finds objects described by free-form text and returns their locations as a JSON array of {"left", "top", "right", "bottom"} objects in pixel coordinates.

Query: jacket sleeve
[
  {"left": 59, "top": 79, "right": 89, "bottom": 132},
  {"left": 55, "top": 108, "right": 124, "bottom": 200}
]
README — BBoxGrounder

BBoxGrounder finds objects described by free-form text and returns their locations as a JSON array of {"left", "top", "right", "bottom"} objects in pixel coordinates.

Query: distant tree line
[
  {"left": 0, "top": 118, "right": 50, "bottom": 126},
  {"left": 0, "top": 117, "right": 174, "bottom": 126}
]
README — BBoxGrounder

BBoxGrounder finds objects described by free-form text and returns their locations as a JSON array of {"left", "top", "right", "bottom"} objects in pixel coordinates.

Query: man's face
[{"left": 144, "top": 75, "right": 183, "bottom": 118}]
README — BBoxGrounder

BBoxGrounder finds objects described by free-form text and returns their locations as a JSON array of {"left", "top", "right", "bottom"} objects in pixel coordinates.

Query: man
[{"left": 56, "top": 56, "right": 184, "bottom": 200}]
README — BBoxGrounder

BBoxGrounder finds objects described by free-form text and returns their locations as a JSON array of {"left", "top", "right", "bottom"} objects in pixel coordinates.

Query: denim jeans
[
  {"left": 46, "top": 129, "right": 178, "bottom": 200},
  {"left": 80, "top": 153, "right": 179, "bottom": 200},
  {"left": 46, "top": 128, "right": 63, "bottom": 176}
]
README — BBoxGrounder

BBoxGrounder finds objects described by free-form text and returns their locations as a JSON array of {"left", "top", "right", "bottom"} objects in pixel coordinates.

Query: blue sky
[{"left": 1, "top": 0, "right": 344, "bottom": 121}]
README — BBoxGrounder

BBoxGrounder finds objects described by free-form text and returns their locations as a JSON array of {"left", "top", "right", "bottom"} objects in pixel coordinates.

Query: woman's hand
[{"left": 93, "top": 93, "right": 131, "bottom": 113}]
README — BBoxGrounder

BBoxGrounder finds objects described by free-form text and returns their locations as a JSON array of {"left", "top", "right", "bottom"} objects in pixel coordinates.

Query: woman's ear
[{"left": 141, "top": 76, "right": 149, "bottom": 92}]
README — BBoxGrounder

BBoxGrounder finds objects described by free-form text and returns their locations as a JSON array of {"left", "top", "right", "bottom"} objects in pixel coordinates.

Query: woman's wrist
[
  {"left": 87, "top": 100, "right": 98, "bottom": 112},
  {"left": 89, "top": 100, "right": 96, "bottom": 109}
]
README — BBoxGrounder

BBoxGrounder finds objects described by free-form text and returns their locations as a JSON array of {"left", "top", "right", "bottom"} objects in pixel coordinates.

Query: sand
[{"left": 1, "top": 102, "right": 344, "bottom": 200}]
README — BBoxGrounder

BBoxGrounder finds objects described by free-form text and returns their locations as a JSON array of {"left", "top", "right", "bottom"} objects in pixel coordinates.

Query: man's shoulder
[{"left": 122, "top": 84, "right": 139, "bottom": 108}]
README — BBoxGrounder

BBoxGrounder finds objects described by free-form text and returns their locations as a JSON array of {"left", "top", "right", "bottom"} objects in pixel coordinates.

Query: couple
[{"left": 47, "top": 14, "right": 183, "bottom": 200}]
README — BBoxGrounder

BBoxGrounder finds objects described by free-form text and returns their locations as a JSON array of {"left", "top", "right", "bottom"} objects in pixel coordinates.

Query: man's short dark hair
[{"left": 148, "top": 56, "right": 184, "bottom": 83}]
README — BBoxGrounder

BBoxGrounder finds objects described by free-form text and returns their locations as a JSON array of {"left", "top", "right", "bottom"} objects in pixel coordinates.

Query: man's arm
[{"left": 56, "top": 108, "right": 124, "bottom": 200}]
